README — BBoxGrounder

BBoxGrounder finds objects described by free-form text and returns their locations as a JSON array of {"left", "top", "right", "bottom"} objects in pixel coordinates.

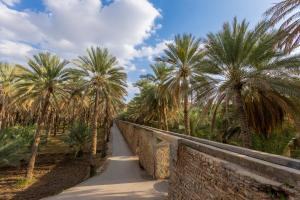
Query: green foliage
[
  {"left": 15, "top": 52, "right": 71, "bottom": 103},
  {"left": 65, "top": 122, "right": 91, "bottom": 157},
  {"left": 252, "top": 126, "right": 296, "bottom": 155},
  {"left": 265, "top": 0, "right": 300, "bottom": 52},
  {"left": 0, "top": 126, "right": 35, "bottom": 167},
  {"left": 198, "top": 17, "right": 300, "bottom": 138}
]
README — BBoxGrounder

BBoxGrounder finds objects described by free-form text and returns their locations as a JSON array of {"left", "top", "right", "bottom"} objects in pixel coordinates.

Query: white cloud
[
  {"left": 125, "top": 64, "right": 137, "bottom": 72},
  {"left": 291, "top": 47, "right": 300, "bottom": 55},
  {"left": 0, "top": 0, "right": 161, "bottom": 70},
  {"left": 1, "top": 0, "right": 20, "bottom": 6},
  {"left": 0, "top": 40, "right": 36, "bottom": 63},
  {"left": 140, "top": 68, "right": 147, "bottom": 73},
  {"left": 135, "top": 40, "right": 171, "bottom": 62},
  {"left": 126, "top": 81, "right": 139, "bottom": 101}
]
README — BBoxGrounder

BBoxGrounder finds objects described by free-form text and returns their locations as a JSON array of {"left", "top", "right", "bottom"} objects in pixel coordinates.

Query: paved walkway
[{"left": 45, "top": 123, "right": 168, "bottom": 200}]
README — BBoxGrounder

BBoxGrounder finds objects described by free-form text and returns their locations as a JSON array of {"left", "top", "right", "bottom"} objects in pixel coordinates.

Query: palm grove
[
  {"left": 0, "top": 47, "right": 127, "bottom": 182},
  {"left": 122, "top": 1, "right": 300, "bottom": 156},
  {"left": 1, "top": 0, "right": 300, "bottom": 182}
]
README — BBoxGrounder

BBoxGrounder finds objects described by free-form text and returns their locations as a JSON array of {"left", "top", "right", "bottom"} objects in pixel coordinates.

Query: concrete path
[{"left": 45, "top": 123, "right": 168, "bottom": 200}]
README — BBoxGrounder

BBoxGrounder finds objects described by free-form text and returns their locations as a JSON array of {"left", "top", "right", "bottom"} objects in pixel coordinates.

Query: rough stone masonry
[{"left": 116, "top": 120, "right": 300, "bottom": 200}]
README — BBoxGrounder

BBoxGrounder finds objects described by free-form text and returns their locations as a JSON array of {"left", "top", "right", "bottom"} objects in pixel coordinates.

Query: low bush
[
  {"left": 0, "top": 126, "right": 35, "bottom": 167},
  {"left": 65, "top": 122, "right": 91, "bottom": 158},
  {"left": 252, "top": 126, "right": 296, "bottom": 156}
]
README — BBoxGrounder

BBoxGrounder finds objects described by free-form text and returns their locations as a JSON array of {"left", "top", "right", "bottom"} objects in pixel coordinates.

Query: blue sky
[
  {"left": 0, "top": 0, "right": 278, "bottom": 100},
  {"left": 131, "top": 0, "right": 278, "bottom": 99}
]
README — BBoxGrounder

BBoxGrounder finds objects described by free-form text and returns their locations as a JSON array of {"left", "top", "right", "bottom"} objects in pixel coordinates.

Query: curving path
[{"left": 44, "top": 123, "right": 168, "bottom": 200}]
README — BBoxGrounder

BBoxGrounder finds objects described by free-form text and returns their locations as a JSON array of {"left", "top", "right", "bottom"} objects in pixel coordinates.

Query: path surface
[{"left": 45, "top": 123, "right": 168, "bottom": 200}]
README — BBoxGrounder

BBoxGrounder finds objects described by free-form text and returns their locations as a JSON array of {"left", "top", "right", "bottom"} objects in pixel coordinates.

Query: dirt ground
[{"left": 0, "top": 153, "right": 104, "bottom": 200}]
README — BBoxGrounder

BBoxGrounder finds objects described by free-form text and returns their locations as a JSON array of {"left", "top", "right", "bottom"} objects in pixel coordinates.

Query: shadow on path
[{"left": 44, "top": 123, "right": 168, "bottom": 200}]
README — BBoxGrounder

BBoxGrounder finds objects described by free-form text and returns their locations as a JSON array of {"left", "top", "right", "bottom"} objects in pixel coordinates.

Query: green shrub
[
  {"left": 65, "top": 122, "right": 91, "bottom": 157},
  {"left": 0, "top": 126, "right": 35, "bottom": 167},
  {"left": 252, "top": 127, "right": 295, "bottom": 155}
]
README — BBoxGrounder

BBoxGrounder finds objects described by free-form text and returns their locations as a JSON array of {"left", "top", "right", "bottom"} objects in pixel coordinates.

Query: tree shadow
[
  {"left": 44, "top": 181, "right": 168, "bottom": 200},
  {"left": 12, "top": 156, "right": 90, "bottom": 200}
]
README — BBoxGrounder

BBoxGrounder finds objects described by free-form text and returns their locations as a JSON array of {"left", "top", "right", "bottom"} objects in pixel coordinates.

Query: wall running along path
[
  {"left": 45, "top": 120, "right": 300, "bottom": 200},
  {"left": 116, "top": 120, "right": 300, "bottom": 200},
  {"left": 44, "top": 123, "right": 168, "bottom": 200}
]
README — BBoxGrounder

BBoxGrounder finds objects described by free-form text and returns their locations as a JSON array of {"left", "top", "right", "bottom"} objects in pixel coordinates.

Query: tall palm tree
[
  {"left": 74, "top": 47, "right": 127, "bottom": 176},
  {"left": 141, "top": 62, "right": 173, "bottom": 130},
  {"left": 157, "top": 34, "right": 204, "bottom": 135},
  {"left": 15, "top": 53, "right": 70, "bottom": 181},
  {"left": 265, "top": 0, "right": 300, "bottom": 52},
  {"left": 198, "top": 18, "right": 300, "bottom": 148},
  {"left": 0, "top": 63, "right": 19, "bottom": 129}
]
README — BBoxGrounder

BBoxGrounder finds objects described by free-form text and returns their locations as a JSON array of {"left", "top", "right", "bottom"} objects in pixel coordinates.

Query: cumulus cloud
[
  {"left": 135, "top": 40, "right": 171, "bottom": 61},
  {"left": 126, "top": 81, "right": 139, "bottom": 101},
  {"left": 0, "top": 0, "right": 20, "bottom": 6},
  {"left": 0, "top": 0, "right": 161, "bottom": 69},
  {"left": 0, "top": 40, "right": 35, "bottom": 63}
]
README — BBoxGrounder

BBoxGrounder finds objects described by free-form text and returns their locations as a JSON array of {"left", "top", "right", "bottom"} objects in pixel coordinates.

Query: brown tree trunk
[
  {"left": 26, "top": 92, "right": 50, "bottom": 181},
  {"left": 53, "top": 114, "right": 59, "bottom": 136},
  {"left": 163, "top": 102, "right": 168, "bottom": 131},
  {"left": 184, "top": 92, "right": 191, "bottom": 135},
  {"left": 45, "top": 111, "right": 53, "bottom": 144},
  {"left": 0, "top": 97, "right": 5, "bottom": 130},
  {"left": 90, "top": 89, "right": 100, "bottom": 176},
  {"left": 158, "top": 109, "right": 163, "bottom": 129},
  {"left": 235, "top": 89, "right": 252, "bottom": 148},
  {"left": 62, "top": 118, "right": 66, "bottom": 133}
]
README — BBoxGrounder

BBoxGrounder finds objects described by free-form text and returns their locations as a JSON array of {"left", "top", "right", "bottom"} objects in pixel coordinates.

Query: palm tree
[
  {"left": 197, "top": 18, "right": 300, "bottom": 148},
  {"left": 157, "top": 34, "right": 204, "bottom": 135},
  {"left": 74, "top": 47, "right": 127, "bottom": 176},
  {"left": 141, "top": 62, "right": 173, "bottom": 130},
  {"left": 15, "top": 53, "right": 70, "bottom": 181},
  {"left": 0, "top": 63, "right": 19, "bottom": 129},
  {"left": 265, "top": 0, "right": 300, "bottom": 52}
]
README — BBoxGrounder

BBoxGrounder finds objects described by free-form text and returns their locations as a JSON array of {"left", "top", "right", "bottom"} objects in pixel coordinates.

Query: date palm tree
[
  {"left": 0, "top": 63, "right": 20, "bottom": 129},
  {"left": 73, "top": 47, "right": 127, "bottom": 176},
  {"left": 198, "top": 18, "right": 300, "bottom": 148},
  {"left": 157, "top": 34, "right": 204, "bottom": 135},
  {"left": 15, "top": 52, "right": 70, "bottom": 181},
  {"left": 265, "top": 0, "right": 300, "bottom": 52},
  {"left": 141, "top": 62, "right": 173, "bottom": 130}
]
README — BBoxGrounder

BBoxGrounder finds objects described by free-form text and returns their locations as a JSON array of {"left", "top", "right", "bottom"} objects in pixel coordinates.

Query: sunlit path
[{"left": 44, "top": 123, "right": 168, "bottom": 200}]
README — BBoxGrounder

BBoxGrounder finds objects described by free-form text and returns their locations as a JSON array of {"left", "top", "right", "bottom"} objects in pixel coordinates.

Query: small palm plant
[
  {"left": 197, "top": 18, "right": 300, "bottom": 147},
  {"left": 157, "top": 34, "right": 204, "bottom": 135},
  {"left": 66, "top": 122, "right": 91, "bottom": 158},
  {"left": 15, "top": 52, "right": 70, "bottom": 181},
  {"left": 73, "top": 47, "right": 127, "bottom": 176}
]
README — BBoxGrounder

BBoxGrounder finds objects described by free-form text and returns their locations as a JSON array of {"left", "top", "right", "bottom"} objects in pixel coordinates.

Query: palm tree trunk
[
  {"left": 235, "top": 89, "right": 252, "bottom": 148},
  {"left": 26, "top": 92, "right": 50, "bottom": 181},
  {"left": 184, "top": 92, "right": 191, "bottom": 135},
  {"left": 71, "top": 99, "right": 77, "bottom": 124},
  {"left": 158, "top": 109, "right": 163, "bottom": 129},
  {"left": 163, "top": 103, "right": 168, "bottom": 131},
  {"left": 283, "top": 119, "right": 300, "bottom": 157},
  {"left": 161, "top": 101, "right": 168, "bottom": 131},
  {"left": 45, "top": 111, "right": 53, "bottom": 144},
  {"left": 90, "top": 89, "right": 100, "bottom": 176},
  {"left": 62, "top": 118, "right": 66, "bottom": 133},
  {"left": 53, "top": 114, "right": 59, "bottom": 136},
  {"left": 0, "top": 96, "right": 5, "bottom": 130}
]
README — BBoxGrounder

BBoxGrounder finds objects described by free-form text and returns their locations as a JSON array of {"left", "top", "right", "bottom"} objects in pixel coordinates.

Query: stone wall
[
  {"left": 169, "top": 145, "right": 299, "bottom": 200},
  {"left": 116, "top": 121, "right": 170, "bottom": 179},
  {"left": 116, "top": 120, "right": 300, "bottom": 200},
  {"left": 117, "top": 121, "right": 138, "bottom": 153}
]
